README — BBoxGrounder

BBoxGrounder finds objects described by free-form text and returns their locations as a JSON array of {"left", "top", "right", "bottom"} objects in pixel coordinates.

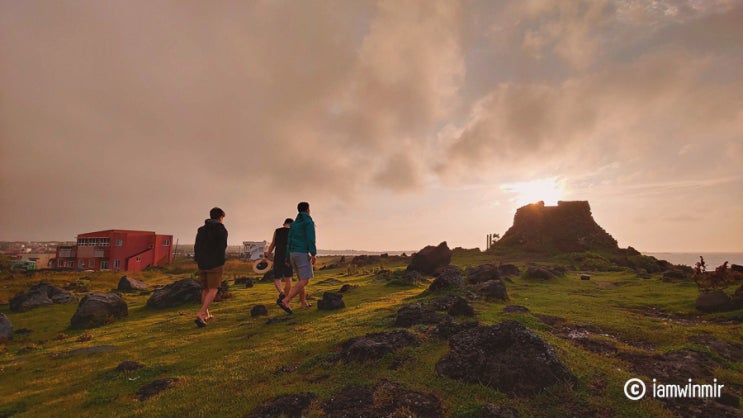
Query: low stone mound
[
  {"left": 407, "top": 242, "right": 452, "bottom": 275},
  {"left": 696, "top": 290, "right": 732, "bottom": 313},
  {"left": 317, "top": 292, "right": 345, "bottom": 311},
  {"left": 0, "top": 313, "right": 12, "bottom": 342},
  {"left": 146, "top": 278, "right": 201, "bottom": 309},
  {"left": 245, "top": 392, "right": 316, "bottom": 418},
  {"left": 436, "top": 320, "right": 576, "bottom": 395},
  {"left": 428, "top": 266, "right": 464, "bottom": 291},
  {"left": 10, "top": 283, "right": 75, "bottom": 312},
  {"left": 434, "top": 318, "right": 480, "bottom": 340},
  {"left": 395, "top": 296, "right": 475, "bottom": 328},
  {"left": 524, "top": 266, "right": 557, "bottom": 280},
  {"left": 70, "top": 293, "right": 128, "bottom": 329},
  {"left": 251, "top": 305, "right": 268, "bottom": 317},
  {"left": 341, "top": 330, "right": 419, "bottom": 362},
  {"left": 395, "top": 304, "right": 449, "bottom": 328},
  {"left": 475, "top": 280, "right": 509, "bottom": 301},
  {"left": 136, "top": 378, "right": 178, "bottom": 401},
  {"left": 117, "top": 276, "right": 149, "bottom": 291},
  {"left": 503, "top": 305, "right": 529, "bottom": 314},
  {"left": 466, "top": 264, "right": 501, "bottom": 284},
  {"left": 322, "top": 380, "right": 442, "bottom": 418},
  {"left": 235, "top": 277, "right": 255, "bottom": 287},
  {"left": 498, "top": 264, "right": 521, "bottom": 277},
  {"left": 116, "top": 360, "right": 145, "bottom": 372},
  {"left": 482, "top": 404, "right": 521, "bottom": 418}
]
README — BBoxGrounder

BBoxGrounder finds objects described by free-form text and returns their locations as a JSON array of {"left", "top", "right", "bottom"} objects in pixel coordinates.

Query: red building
[{"left": 55, "top": 230, "right": 173, "bottom": 272}]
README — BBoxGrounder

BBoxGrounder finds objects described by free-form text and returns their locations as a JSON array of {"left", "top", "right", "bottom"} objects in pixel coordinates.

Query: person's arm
[
  {"left": 307, "top": 219, "right": 317, "bottom": 264},
  {"left": 193, "top": 231, "right": 201, "bottom": 262},
  {"left": 265, "top": 230, "right": 277, "bottom": 258}
]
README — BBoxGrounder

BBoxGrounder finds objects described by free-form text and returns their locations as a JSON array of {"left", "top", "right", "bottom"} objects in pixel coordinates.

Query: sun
[{"left": 501, "top": 177, "right": 566, "bottom": 207}]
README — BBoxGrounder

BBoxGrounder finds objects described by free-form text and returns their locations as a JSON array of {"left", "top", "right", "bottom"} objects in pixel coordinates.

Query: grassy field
[{"left": 0, "top": 251, "right": 741, "bottom": 417}]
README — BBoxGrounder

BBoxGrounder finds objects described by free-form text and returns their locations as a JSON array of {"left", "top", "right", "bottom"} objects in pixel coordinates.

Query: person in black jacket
[
  {"left": 193, "top": 207, "right": 228, "bottom": 327},
  {"left": 264, "top": 218, "right": 295, "bottom": 302}
]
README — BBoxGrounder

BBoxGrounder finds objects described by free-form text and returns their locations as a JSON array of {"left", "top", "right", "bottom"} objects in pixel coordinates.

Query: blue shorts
[{"left": 289, "top": 252, "right": 314, "bottom": 280}]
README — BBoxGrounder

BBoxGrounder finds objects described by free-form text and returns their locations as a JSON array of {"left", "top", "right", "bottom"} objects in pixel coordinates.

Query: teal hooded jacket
[{"left": 286, "top": 212, "right": 316, "bottom": 256}]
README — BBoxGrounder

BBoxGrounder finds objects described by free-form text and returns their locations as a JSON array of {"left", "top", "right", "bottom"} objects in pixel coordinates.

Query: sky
[{"left": 1, "top": 0, "right": 742, "bottom": 252}]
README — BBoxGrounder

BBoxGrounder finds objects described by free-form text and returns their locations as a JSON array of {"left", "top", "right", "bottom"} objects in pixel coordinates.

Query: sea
[{"left": 645, "top": 252, "right": 743, "bottom": 268}]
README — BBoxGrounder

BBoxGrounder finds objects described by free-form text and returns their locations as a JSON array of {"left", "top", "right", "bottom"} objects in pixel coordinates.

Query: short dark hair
[
  {"left": 210, "top": 207, "right": 225, "bottom": 220},
  {"left": 283, "top": 218, "right": 294, "bottom": 225},
  {"left": 297, "top": 202, "right": 310, "bottom": 213}
]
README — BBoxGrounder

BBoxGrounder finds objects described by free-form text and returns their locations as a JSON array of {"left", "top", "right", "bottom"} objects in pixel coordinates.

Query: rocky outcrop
[
  {"left": 251, "top": 305, "right": 268, "bottom": 317},
  {"left": 407, "top": 242, "right": 452, "bottom": 275},
  {"left": 428, "top": 266, "right": 464, "bottom": 291},
  {"left": 136, "top": 378, "right": 178, "bottom": 401},
  {"left": 70, "top": 293, "right": 128, "bottom": 329},
  {"left": 146, "top": 278, "right": 201, "bottom": 309},
  {"left": 317, "top": 292, "right": 345, "bottom": 311},
  {"left": 322, "top": 381, "right": 442, "bottom": 418},
  {"left": 341, "top": 330, "right": 419, "bottom": 362},
  {"left": 436, "top": 321, "right": 576, "bottom": 395},
  {"left": 695, "top": 290, "right": 732, "bottom": 313},
  {"left": 246, "top": 392, "right": 316, "bottom": 418},
  {"left": 497, "top": 201, "right": 618, "bottom": 252},
  {"left": 117, "top": 276, "right": 149, "bottom": 291},
  {"left": 9, "top": 283, "right": 75, "bottom": 312}
]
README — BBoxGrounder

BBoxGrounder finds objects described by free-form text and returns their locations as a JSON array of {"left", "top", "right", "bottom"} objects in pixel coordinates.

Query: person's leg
[
  {"left": 273, "top": 278, "right": 284, "bottom": 295},
  {"left": 198, "top": 288, "right": 218, "bottom": 319},
  {"left": 282, "top": 279, "right": 308, "bottom": 306},
  {"left": 197, "top": 266, "right": 222, "bottom": 322},
  {"left": 283, "top": 277, "right": 292, "bottom": 296},
  {"left": 299, "top": 286, "right": 310, "bottom": 308}
]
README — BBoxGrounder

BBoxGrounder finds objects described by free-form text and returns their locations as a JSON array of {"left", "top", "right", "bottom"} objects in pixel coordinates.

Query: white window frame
[
  {"left": 116, "top": 239, "right": 124, "bottom": 247},
  {"left": 113, "top": 259, "right": 121, "bottom": 269},
  {"left": 163, "top": 239, "right": 170, "bottom": 246}
]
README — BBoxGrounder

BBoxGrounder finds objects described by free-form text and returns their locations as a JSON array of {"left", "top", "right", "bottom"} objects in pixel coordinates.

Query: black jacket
[{"left": 194, "top": 219, "right": 228, "bottom": 270}]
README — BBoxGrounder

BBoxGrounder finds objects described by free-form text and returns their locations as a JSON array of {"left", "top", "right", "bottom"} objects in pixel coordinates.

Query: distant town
[{"left": 0, "top": 240, "right": 411, "bottom": 273}]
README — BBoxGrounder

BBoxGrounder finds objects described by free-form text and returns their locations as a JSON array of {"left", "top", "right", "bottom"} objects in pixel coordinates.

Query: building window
[
  {"left": 163, "top": 239, "right": 170, "bottom": 246},
  {"left": 101, "top": 260, "right": 109, "bottom": 269},
  {"left": 114, "top": 259, "right": 121, "bottom": 269},
  {"left": 89, "top": 259, "right": 95, "bottom": 268},
  {"left": 136, "top": 256, "right": 142, "bottom": 262},
  {"left": 116, "top": 239, "right": 124, "bottom": 247}
]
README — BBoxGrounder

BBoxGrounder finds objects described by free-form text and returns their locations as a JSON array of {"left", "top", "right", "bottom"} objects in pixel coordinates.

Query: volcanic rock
[
  {"left": 466, "top": 264, "right": 501, "bottom": 284},
  {"left": 117, "top": 276, "right": 149, "bottom": 291},
  {"left": 317, "top": 292, "right": 345, "bottom": 311},
  {"left": 428, "top": 266, "right": 464, "bottom": 291},
  {"left": 136, "top": 378, "right": 178, "bottom": 401},
  {"left": 341, "top": 330, "right": 419, "bottom": 362},
  {"left": 245, "top": 392, "right": 316, "bottom": 418},
  {"left": 70, "top": 292, "right": 128, "bottom": 329},
  {"left": 407, "top": 242, "right": 452, "bottom": 275},
  {"left": 146, "top": 278, "right": 201, "bottom": 309},
  {"left": 476, "top": 280, "right": 509, "bottom": 301},
  {"left": 436, "top": 320, "right": 576, "bottom": 395},
  {"left": 10, "top": 283, "right": 75, "bottom": 312},
  {"left": 251, "top": 305, "right": 268, "bottom": 317},
  {"left": 695, "top": 290, "right": 732, "bottom": 313}
]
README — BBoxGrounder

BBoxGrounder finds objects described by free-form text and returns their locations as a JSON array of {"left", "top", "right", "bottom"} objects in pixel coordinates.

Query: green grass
[{"left": 0, "top": 253, "right": 741, "bottom": 417}]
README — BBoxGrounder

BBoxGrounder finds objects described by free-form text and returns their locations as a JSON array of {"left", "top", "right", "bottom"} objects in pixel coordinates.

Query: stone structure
[{"left": 497, "top": 201, "right": 618, "bottom": 252}]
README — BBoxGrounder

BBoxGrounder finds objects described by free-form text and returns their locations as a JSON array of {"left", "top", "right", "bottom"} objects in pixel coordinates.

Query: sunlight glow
[{"left": 501, "top": 177, "right": 566, "bottom": 207}]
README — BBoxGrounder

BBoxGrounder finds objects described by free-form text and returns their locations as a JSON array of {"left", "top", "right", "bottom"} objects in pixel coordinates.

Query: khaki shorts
[{"left": 198, "top": 266, "right": 223, "bottom": 289}]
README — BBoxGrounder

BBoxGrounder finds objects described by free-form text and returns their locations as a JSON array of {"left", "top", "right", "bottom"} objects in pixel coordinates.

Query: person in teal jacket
[{"left": 277, "top": 201, "right": 315, "bottom": 314}]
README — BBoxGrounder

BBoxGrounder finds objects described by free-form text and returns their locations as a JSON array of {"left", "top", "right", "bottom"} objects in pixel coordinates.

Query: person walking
[
  {"left": 264, "top": 217, "right": 298, "bottom": 305},
  {"left": 193, "top": 207, "right": 228, "bottom": 327},
  {"left": 277, "top": 202, "right": 315, "bottom": 314}
]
